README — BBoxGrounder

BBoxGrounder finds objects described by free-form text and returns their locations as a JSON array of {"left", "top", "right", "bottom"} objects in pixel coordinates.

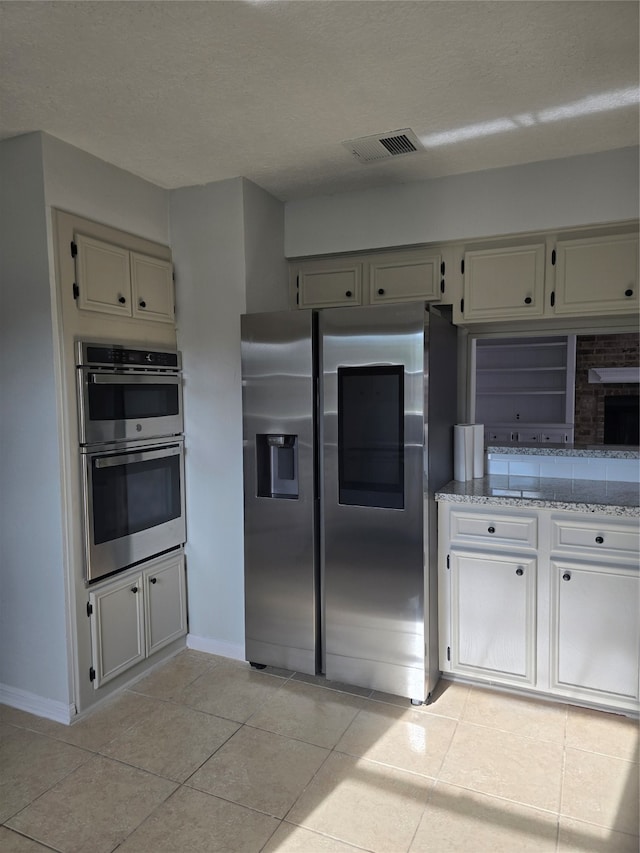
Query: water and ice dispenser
[{"left": 256, "top": 434, "right": 299, "bottom": 499}]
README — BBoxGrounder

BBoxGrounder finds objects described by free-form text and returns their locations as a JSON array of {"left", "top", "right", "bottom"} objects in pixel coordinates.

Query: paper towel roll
[
  {"left": 454, "top": 424, "right": 474, "bottom": 481},
  {"left": 473, "top": 424, "right": 484, "bottom": 479}
]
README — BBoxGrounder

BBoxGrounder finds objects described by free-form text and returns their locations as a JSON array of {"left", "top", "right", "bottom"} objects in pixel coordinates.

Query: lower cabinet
[
  {"left": 88, "top": 551, "right": 187, "bottom": 688},
  {"left": 551, "top": 560, "right": 640, "bottom": 704},
  {"left": 438, "top": 503, "right": 640, "bottom": 713},
  {"left": 449, "top": 551, "right": 536, "bottom": 684}
]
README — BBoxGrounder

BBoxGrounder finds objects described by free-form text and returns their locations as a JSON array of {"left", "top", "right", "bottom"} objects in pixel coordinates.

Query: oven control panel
[{"left": 77, "top": 342, "right": 181, "bottom": 370}]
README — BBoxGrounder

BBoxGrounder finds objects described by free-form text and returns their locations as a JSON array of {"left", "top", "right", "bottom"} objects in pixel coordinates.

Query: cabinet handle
[
  {"left": 487, "top": 526, "right": 495, "bottom": 534},
  {"left": 345, "top": 290, "right": 352, "bottom": 298},
  {"left": 524, "top": 297, "right": 532, "bottom": 305},
  {"left": 139, "top": 300, "right": 146, "bottom": 308},
  {"left": 131, "top": 586, "right": 138, "bottom": 593},
  {"left": 118, "top": 296, "right": 126, "bottom": 304},
  {"left": 595, "top": 535, "right": 604, "bottom": 544},
  {"left": 625, "top": 288, "right": 633, "bottom": 297},
  {"left": 378, "top": 288, "right": 385, "bottom": 296},
  {"left": 516, "top": 567, "right": 524, "bottom": 576},
  {"left": 149, "top": 577, "right": 157, "bottom": 584},
  {"left": 562, "top": 572, "right": 571, "bottom": 581}
]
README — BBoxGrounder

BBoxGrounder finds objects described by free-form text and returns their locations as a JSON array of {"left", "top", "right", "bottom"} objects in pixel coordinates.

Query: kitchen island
[{"left": 435, "top": 450, "right": 639, "bottom": 715}]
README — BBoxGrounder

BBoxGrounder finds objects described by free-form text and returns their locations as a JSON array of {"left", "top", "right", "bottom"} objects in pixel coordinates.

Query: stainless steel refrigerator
[{"left": 241, "top": 302, "right": 457, "bottom": 703}]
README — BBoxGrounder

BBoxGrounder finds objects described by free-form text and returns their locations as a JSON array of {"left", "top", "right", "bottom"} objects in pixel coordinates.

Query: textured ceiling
[{"left": 1, "top": 1, "right": 638, "bottom": 201}]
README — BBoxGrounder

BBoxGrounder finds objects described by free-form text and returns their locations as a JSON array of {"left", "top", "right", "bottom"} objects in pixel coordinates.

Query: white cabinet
[
  {"left": 290, "top": 247, "right": 447, "bottom": 309},
  {"left": 144, "top": 556, "right": 188, "bottom": 655},
  {"left": 88, "top": 571, "right": 145, "bottom": 688},
  {"left": 368, "top": 249, "right": 442, "bottom": 304},
  {"left": 74, "top": 233, "right": 174, "bottom": 324},
  {"left": 438, "top": 502, "right": 640, "bottom": 713},
  {"left": 88, "top": 552, "right": 186, "bottom": 688},
  {"left": 550, "top": 560, "right": 639, "bottom": 703},
  {"left": 449, "top": 550, "right": 536, "bottom": 684},
  {"left": 293, "top": 257, "right": 363, "bottom": 309},
  {"left": 130, "top": 252, "right": 175, "bottom": 323},
  {"left": 459, "top": 243, "right": 546, "bottom": 322},
  {"left": 474, "top": 335, "right": 575, "bottom": 443},
  {"left": 553, "top": 232, "right": 639, "bottom": 317}
]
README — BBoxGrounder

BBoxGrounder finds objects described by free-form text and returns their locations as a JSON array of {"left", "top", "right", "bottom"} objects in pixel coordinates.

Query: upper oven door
[{"left": 77, "top": 370, "right": 183, "bottom": 445}]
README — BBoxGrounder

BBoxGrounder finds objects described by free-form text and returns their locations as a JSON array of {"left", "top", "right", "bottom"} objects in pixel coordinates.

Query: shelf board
[
  {"left": 477, "top": 367, "right": 566, "bottom": 373},
  {"left": 477, "top": 389, "right": 566, "bottom": 396}
]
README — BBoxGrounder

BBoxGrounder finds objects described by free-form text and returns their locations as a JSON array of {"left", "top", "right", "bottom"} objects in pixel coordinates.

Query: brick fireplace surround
[{"left": 574, "top": 332, "right": 640, "bottom": 444}]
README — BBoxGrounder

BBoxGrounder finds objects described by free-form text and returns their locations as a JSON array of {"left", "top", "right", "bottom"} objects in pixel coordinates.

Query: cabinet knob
[
  {"left": 149, "top": 577, "right": 157, "bottom": 584},
  {"left": 139, "top": 300, "right": 146, "bottom": 308},
  {"left": 378, "top": 288, "right": 385, "bottom": 296},
  {"left": 118, "top": 296, "right": 126, "bottom": 304},
  {"left": 524, "top": 296, "right": 532, "bottom": 305},
  {"left": 345, "top": 290, "right": 352, "bottom": 298},
  {"left": 487, "top": 526, "right": 495, "bottom": 534},
  {"left": 625, "top": 288, "right": 633, "bottom": 297},
  {"left": 516, "top": 567, "right": 524, "bottom": 576},
  {"left": 131, "top": 586, "right": 138, "bottom": 593},
  {"left": 595, "top": 535, "right": 604, "bottom": 544},
  {"left": 562, "top": 572, "right": 571, "bottom": 582}
]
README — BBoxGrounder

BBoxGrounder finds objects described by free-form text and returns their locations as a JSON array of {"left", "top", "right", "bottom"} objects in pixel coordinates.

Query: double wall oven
[{"left": 77, "top": 342, "right": 186, "bottom": 583}]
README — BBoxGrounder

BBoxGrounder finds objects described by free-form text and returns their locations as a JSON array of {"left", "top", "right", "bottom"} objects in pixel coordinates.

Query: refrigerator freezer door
[{"left": 241, "top": 310, "right": 318, "bottom": 674}]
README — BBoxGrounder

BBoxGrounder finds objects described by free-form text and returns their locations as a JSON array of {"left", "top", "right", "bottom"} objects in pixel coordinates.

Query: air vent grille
[
  {"left": 380, "top": 134, "right": 417, "bottom": 155},
  {"left": 343, "top": 128, "right": 423, "bottom": 164}
]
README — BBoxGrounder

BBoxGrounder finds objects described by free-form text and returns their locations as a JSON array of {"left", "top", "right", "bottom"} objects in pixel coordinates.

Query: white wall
[
  {"left": 41, "top": 134, "right": 170, "bottom": 243},
  {"left": 242, "top": 179, "right": 289, "bottom": 314},
  {"left": 170, "top": 179, "right": 248, "bottom": 654},
  {"left": 0, "top": 134, "right": 70, "bottom": 704},
  {"left": 285, "top": 147, "right": 640, "bottom": 257}
]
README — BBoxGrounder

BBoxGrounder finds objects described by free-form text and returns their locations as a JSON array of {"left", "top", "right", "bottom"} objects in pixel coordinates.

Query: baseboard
[
  {"left": 186, "top": 634, "right": 245, "bottom": 662},
  {"left": 0, "top": 683, "right": 74, "bottom": 725}
]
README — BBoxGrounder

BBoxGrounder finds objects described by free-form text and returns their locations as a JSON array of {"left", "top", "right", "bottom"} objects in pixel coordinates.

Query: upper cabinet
[
  {"left": 461, "top": 243, "right": 546, "bottom": 322},
  {"left": 368, "top": 249, "right": 442, "bottom": 304},
  {"left": 290, "top": 247, "right": 449, "bottom": 310},
  {"left": 552, "top": 232, "right": 639, "bottom": 317},
  {"left": 456, "top": 225, "right": 638, "bottom": 324},
  {"left": 289, "top": 222, "right": 637, "bottom": 321},
  {"left": 295, "top": 257, "right": 363, "bottom": 309},
  {"left": 74, "top": 233, "right": 175, "bottom": 324}
]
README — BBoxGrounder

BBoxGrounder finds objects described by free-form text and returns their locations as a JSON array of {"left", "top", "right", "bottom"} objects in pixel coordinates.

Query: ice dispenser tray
[{"left": 256, "top": 434, "right": 299, "bottom": 499}]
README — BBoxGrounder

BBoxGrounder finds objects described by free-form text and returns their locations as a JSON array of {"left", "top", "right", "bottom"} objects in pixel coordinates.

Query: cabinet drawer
[
  {"left": 551, "top": 518, "right": 639, "bottom": 558},
  {"left": 450, "top": 510, "right": 537, "bottom": 549}
]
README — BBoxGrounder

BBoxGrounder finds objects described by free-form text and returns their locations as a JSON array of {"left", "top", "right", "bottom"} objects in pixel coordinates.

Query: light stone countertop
[
  {"left": 487, "top": 444, "right": 639, "bottom": 459},
  {"left": 435, "top": 475, "right": 640, "bottom": 517}
]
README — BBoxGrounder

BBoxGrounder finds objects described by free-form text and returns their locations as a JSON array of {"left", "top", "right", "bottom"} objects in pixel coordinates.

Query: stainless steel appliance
[
  {"left": 241, "top": 303, "right": 458, "bottom": 703},
  {"left": 76, "top": 341, "right": 183, "bottom": 446},
  {"left": 81, "top": 436, "right": 186, "bottom": 582}
]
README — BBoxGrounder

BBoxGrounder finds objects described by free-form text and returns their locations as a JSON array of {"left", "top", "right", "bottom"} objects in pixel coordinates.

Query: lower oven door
[{"left": 82, "top": 439, "right": 186, "bottom": 582}]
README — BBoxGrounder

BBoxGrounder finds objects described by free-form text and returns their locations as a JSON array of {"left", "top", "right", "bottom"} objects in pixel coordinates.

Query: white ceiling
[{"left": 1, "top": 1, "right": 638, "bottom": 201}]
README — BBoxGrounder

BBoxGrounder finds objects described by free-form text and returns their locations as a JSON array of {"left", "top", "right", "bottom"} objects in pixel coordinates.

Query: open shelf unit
[{"left": 473, "top": 335, "right": 576, "bottom": 443}]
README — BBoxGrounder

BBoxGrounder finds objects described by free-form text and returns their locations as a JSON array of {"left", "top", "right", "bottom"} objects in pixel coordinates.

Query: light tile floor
[{"left": 1, "top": 650, "right": 638, "bottom": 852}]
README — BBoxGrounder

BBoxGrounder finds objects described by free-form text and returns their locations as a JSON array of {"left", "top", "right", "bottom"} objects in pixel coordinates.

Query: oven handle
[
  {"left": 88, "top": 373, "right": 181, "bottom": 385},
  {"left": 94, "top": 445, "right": 182, "bottom": 468}
]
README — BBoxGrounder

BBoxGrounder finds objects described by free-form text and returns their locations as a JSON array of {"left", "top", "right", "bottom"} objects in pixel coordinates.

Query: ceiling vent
[{"left": 343, "top": 128, "right": 424, "bottom": 164}]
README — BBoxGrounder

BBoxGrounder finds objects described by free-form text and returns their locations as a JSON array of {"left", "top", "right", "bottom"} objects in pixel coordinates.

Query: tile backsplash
[{"left": 487, "top": 453, "right": 639, "bottom": 483}]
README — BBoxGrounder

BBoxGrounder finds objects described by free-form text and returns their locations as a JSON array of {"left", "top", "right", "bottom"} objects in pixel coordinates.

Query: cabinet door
[
  {"left": 143, "top": 556, "right": 187, "bottom": 656},
  {"left": 75, "top": 233, "right": 131, "bottom": 316},
  {"left": 553, "top": 233, "right": 639, "bottom": 316},
  {"left": 551, "top": 561, "right": 640, "bottom": 702},
  {"left": 295, "top": 259, "right": 362, "bottom": 308},
  {"left": 462, "top": 244, "right": 545, "bottom": 321},
  {"left": 369, "top": 250, "right": 441, "bottom": 304},
  {"left": 131, "top": 252, "right": 175, "bottom": 323},
  {"left": 89, "top": 574, "right": 145, "bottom": 688},
  {"left": 450, "top": 551, "right": 536, "bottom": 684}
]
